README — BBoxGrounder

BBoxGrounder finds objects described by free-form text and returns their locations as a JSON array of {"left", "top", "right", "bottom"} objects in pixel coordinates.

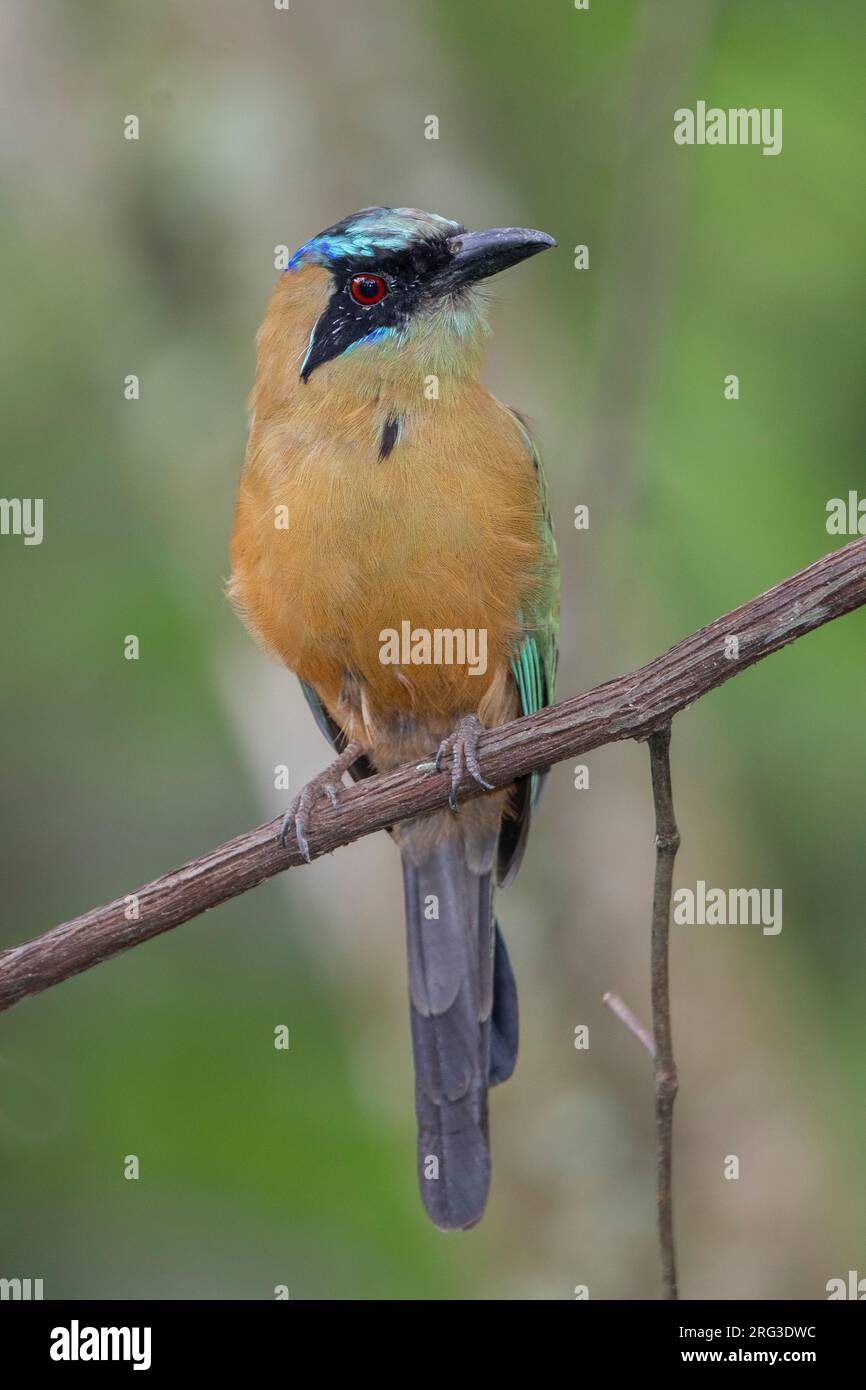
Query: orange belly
[{"left": 230, "top": 383, "right": 544, "bottom": 744}]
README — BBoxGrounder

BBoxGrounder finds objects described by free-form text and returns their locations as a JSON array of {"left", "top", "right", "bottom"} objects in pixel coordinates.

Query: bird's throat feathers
[{"left": 252, "top": 264, "right": 490, "bottom": 425}]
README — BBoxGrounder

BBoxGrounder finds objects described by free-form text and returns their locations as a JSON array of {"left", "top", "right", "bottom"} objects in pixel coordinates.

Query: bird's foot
[
  {"left": 278, "top": 742, "right": 362, "bottom": 861},
  {"left": 434, "top": 715, "right": 494, "bottom": 812}
]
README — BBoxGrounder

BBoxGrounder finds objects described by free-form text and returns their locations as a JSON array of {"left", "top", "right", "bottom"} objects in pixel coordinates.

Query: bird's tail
[{"left": 401, "top": 838, "right": 518, "bottom": 1230}]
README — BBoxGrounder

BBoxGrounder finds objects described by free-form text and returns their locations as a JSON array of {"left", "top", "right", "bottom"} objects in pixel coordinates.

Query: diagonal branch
[
  {"left": 603, "top": 991, "right": 655, "bottom": 1058},
  {"left": 1, "top": 536, "right": 865, "bottom": 1014}
]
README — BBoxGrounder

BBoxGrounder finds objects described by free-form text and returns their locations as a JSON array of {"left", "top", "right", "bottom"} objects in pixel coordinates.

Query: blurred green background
[{"left": 1, "top": 0, "right": 864, "bottom": 1299}]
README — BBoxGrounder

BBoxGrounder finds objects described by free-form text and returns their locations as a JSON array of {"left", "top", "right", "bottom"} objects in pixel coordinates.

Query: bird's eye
[{"left": 349, "top": 273, "right": 388, "bottom": 305}]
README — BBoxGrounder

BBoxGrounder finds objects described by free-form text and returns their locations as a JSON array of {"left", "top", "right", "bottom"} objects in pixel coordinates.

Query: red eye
[{"left": 349, "top": 273, "right": 388, "bottom": 305}]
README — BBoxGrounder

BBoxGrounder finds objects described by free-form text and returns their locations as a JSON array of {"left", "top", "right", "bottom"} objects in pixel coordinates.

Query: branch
[
  {"left": 647, "top": 726, "right": 680, "bottom": 1300},
  {"left": 602, "top": 992, "right": 655, "bottom": 1059},
  {"left": 603, "top": 725, "right": 681, "bottom": 1302},
  {"left": 1, "top": 536, "right": 865, "bottom": 1014}
]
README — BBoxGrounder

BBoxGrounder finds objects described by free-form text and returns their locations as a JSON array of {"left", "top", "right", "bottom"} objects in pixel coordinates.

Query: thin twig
[
  {"left": 602, "top": 733, "right": 680, "bottom": 1305},
  {"left": 602, "top": 991, "right": 655, "bottom": 1059},
  {"left": 647, "top": 725, "right": 680, "bottom": 1300},
  {"left": 0, "top": 536, "right": 865, "bottom": 1013}
]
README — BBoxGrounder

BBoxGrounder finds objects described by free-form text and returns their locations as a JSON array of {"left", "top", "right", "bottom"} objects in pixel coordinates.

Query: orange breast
[{"left": 231, "top": 386, "right": 544, "bottom": 735}]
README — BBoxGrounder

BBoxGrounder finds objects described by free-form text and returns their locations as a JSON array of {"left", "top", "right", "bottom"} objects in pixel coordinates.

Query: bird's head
[{"left": 262, "top": 207, "right": 555, "bottom": 405}]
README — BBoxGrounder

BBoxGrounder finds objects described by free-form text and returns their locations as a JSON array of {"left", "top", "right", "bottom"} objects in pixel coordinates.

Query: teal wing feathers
[{"left": 498, "top": 408, "right": 559, "bottom": 885}]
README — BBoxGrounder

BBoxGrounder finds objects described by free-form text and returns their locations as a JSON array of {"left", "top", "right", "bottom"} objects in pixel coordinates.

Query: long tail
[{"left": 401, "top": 839, "right": 518, "bottom": 1230}]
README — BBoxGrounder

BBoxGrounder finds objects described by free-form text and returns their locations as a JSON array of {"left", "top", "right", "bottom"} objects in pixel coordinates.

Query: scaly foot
[
  {"left": 434, "top": 714, "right": 494, "bottom": 812},
  {"left": 278, "top": 741, "right": 362, "bottom": 861}
]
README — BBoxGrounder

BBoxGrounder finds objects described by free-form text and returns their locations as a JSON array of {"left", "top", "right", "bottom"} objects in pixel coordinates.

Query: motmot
[{"left": 230, "top": 207, "right": 559, "bottom": 1230}]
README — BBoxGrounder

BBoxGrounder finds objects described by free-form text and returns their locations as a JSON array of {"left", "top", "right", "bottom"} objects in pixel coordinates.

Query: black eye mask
[{"left": 299, "top": 240, "right": 454, "bottom": 382}]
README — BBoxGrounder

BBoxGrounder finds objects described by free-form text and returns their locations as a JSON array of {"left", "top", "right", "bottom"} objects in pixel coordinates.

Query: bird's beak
[{"left": 438, "top": 226, "right": 556, "bottom": 292}]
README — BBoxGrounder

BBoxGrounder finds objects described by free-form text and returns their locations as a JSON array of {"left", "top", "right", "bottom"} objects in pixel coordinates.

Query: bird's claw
[
  {"left": 277, "top": 744, "right": 361, "bottom": 861},
  {"left": 433, "top": 714, "right": 494, "bottom": 813},
  {"left": 279, "top": 778, "right": 341, "bottom": 862}
]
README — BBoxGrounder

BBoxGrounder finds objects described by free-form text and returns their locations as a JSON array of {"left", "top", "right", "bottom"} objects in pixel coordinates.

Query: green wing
[{"left": 498, "top": 410, "right": 560, "bottom": 885}]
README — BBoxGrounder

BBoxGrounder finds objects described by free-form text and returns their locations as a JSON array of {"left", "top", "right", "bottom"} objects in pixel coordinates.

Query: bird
[{"left": 230, "top": 206, "right": 559, "bottom": 1230}]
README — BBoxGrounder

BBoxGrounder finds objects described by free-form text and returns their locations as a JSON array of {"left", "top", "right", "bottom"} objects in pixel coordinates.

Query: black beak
[{"left": 438, "top": 226, "right": 556, "bottom": 292}]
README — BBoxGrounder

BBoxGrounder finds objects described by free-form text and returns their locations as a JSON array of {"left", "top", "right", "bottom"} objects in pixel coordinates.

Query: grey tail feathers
[{"left": 401, "top": 840, "right": 518, "bottom": 1231}]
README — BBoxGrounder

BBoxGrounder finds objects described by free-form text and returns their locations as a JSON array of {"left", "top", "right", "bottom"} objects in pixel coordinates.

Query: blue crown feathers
[{"left": 287, "top": 207, "right": 461, "bottom": 271}]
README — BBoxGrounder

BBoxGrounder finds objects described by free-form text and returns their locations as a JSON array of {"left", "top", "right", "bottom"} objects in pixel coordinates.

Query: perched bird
[{"left": 230, "top": 207, "right": 559, "bottom": 1230}]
